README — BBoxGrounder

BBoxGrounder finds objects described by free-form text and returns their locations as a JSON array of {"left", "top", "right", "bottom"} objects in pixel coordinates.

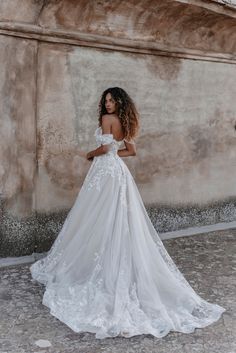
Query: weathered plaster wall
[
  {"left": 0, "top": 35, "right": 37, "bottom": 216},
  {"left": 0, "top": 0, "right": 236, "bottom": 256},
  {"left": 37, "top": 0, "right": 236, "bottom": 55},
  {"left": 35, "top": 43, "right": 236, "bottom": 210}
]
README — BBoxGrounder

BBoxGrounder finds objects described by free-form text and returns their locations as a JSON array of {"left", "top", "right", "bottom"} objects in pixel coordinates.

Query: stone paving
[{"left": 0, "top": 228, "right": 235, "bottom": 353}]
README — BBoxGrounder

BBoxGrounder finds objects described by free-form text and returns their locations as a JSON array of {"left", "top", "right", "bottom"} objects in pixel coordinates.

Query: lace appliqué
[{"left": 82, "top": 127, "right": 128, "bottom": 208}]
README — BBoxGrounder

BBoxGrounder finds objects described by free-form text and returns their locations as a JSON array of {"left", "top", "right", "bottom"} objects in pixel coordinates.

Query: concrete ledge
[
  {"left": 0, "top": 21, "right": 236, "bottom": 64},
  {"left": 0, "top": 252, "right": 46, "bottom": 268},
  {"left": 160, "top": 220, "right": 236, "bottom": 240}
]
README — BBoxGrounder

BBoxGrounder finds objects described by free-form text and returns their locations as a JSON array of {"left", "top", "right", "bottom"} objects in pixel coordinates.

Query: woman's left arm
[{"left": 86, "top": 115, "right": 112, "bottom": 161}]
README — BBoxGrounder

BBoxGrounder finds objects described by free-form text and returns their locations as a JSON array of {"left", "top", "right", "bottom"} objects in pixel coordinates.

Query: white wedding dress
[{"left": 30, "top": 126, "right": 225, "bottom": 339}]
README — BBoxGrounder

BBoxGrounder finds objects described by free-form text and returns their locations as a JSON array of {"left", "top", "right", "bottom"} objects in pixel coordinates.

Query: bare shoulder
[
  {"left": 101, "top": 114, "right": 117, "bottom": 127},
  {"left": 101, "top": 114, "right": 112, "bottom": 125},
  {"left": 101, "top": 114, "right": 113, "bottom": 134},
  {"left": 101, "top": 114, "right": 111, "bottom": 120},
  {"left": 101, "top": 114, "right": 117, "bottom": 121}
]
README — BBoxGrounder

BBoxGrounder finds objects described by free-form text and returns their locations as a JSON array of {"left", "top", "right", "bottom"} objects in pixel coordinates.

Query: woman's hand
[{"left": 86, "top": 152, "right": 94, "bottom": 161}]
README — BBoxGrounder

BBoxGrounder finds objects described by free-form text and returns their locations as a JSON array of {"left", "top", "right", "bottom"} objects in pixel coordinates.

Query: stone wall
[{"left": 0, "top": 0, "right": 236, "bottom": 256}]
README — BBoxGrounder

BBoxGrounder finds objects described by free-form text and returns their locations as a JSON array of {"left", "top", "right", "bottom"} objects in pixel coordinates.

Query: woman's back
[{"left": 107, "top": 114, "right": 125, "bottom": 142}]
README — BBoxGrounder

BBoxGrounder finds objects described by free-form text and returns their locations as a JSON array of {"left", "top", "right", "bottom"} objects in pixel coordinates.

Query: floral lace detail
[
  {"left": 36, "top": 236, "right": 225, "bottom": 340},
  {"left": 30, "top": 237, "right": 64, "bottom": 285},
  {"left": 40, "top": 244, "right": 172, "bottom": 339},
  {"left": 83, "top": 155, "right": 121, "bottom": 191},
  {"left": 82, "top": 127, "right": 128, "bottom": 209}
]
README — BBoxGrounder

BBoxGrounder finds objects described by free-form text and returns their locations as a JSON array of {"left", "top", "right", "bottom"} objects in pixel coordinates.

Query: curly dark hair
[{"left": 98, "top": 87, "right": 140, "bottom": 142}]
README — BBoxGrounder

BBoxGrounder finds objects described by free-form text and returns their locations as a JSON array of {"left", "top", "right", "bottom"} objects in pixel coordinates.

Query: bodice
[{"left": 94, "top": 126, "right": 124, "bottom": 156}]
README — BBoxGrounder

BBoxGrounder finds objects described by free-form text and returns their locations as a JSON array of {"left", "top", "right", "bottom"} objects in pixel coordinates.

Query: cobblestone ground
[{"left": 0, "top": 229, "right": 235, "bottom": 353}]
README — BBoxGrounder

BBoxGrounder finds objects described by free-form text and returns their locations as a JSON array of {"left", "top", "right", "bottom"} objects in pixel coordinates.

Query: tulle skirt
[{"left": 30, "top": 154, "right": 225, "bottom": 339}]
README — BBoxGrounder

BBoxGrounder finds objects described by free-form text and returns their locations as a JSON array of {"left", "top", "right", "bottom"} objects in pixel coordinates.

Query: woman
[{"left": 30, "top": 87, "right": 225, "bottom": 339}]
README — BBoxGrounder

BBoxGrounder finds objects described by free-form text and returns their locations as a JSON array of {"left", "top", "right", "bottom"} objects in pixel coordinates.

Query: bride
[{"left": 30, "top": 87, "right": 225, "bottom": 339}]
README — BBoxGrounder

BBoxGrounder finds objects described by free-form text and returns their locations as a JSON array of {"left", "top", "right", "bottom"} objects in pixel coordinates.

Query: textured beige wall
[
  {"left": 0, "top": 35, "right": 37, "bottom": 217},
  {"left": 0, "top": 0, "right": 235, "bottom": 219},
  {"left": 1, "top": 39, "right": 235, "bottom": 218},
  {"left": 35, "top": 44, "right": 236, "bottom": 211}
]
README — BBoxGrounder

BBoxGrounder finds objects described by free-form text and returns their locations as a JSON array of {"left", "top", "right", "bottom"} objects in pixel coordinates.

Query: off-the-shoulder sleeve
[{"left": 97, "top": 133, "right": 113, "bottom": 145}]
